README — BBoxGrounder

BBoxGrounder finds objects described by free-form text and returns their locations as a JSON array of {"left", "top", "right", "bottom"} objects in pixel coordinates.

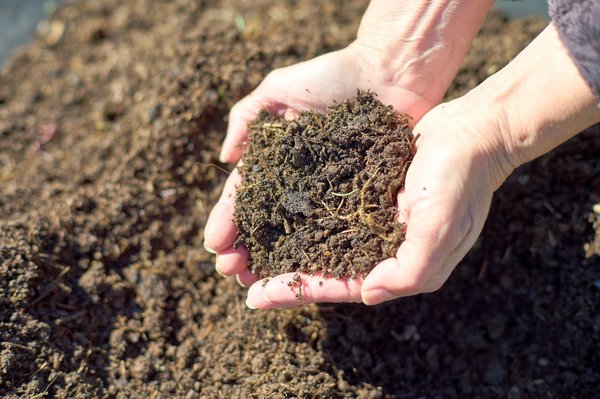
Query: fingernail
[
  {"left": 362, "top": 288, "right": 395, "bottom": 305},
  {"left": 215, "top": 268, "right": 227, "bottom": 278},
  {"left": 203, "top": 240, "right": 217, "bottom": 255},
  {"left": 245, "top": 298, "right": 257, "bottom": 309},
  {"left": 218, "top": 152, "right": 228, "bottom": 164},
  {"left": 236, "top": 274, "right": 248, "bottom": 287},
  {"left": 262, "top": 291, "right": 271, "bottom": 303}
]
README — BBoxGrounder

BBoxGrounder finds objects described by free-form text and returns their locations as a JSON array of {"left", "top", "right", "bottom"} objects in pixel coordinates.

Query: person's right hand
[{"left": 204, "top": 44, "right": 442, "bottom": 288}]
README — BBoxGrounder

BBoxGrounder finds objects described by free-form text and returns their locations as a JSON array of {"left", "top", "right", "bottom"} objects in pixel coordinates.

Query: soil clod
[{"left": 234, "top": 91, "right": 414, "bottom": 279}]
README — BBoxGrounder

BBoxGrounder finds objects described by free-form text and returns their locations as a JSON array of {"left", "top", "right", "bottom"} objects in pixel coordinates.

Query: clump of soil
[{"left": 234, "top": 91, "right": 414, "bottom": 279}]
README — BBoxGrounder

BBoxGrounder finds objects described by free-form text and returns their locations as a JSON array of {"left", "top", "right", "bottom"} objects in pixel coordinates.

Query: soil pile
[
  {"left": 0, "top": 1, "right": 599, "bottom": 398},
  {"left": 235, "top": 91, "right": 413, "bottom": 279}
]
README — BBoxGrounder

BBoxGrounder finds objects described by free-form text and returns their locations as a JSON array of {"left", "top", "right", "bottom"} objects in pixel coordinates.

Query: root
[{"left": 356, "top": 168, "right": 398, "bottom": 242}]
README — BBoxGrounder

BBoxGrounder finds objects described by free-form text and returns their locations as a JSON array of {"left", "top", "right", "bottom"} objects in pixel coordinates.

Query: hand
[
  {"left": 205, "top": 0, "right": 498, "bottom": 308},
  {"left": 240, "top": 99, "right": 512, "bottom": 308}
]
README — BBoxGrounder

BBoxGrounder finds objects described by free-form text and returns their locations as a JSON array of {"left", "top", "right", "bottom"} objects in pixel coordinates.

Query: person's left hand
[{"left": 208, "top": 97, "right": 514, "bottom": 309}]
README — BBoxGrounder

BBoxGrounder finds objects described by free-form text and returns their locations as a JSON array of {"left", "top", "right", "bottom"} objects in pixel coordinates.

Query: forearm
[
  {"left": 351, "top": 0, "right": 494, "bottom": 104},
  {"left": 458, "top": 23, "right": 600, "bottom": 187}
]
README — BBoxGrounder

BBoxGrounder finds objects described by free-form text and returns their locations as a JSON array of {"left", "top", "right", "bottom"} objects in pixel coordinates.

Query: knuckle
[
  {"left": 229, "top": 100, "right": 243, "bottom": 117},
  {"left": 403, "top": 272, "right": 427, "bottom": 293}
]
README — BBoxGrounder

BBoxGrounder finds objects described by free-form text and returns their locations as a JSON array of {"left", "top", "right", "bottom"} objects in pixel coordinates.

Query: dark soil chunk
[{"left": 235, "top": 91, "right": 413, "bottom": 279}]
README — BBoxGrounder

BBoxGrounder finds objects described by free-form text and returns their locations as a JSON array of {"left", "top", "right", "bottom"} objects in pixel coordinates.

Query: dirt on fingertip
[{"left": 234, "top": 91, "right": 413, "bottom": 279}]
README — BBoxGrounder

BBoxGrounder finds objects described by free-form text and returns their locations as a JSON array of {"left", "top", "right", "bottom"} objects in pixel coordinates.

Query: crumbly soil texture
[
  {"left": 235, "top": 92, "right": 413, "bottom": 279},
  {"left": 1, "top": 1, "right": 599, "bottom": 398}
]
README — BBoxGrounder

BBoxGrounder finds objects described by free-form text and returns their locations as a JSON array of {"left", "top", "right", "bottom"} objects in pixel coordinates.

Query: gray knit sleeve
[{"left": 549, "top": 0, "right": 600, "bottom": 102}]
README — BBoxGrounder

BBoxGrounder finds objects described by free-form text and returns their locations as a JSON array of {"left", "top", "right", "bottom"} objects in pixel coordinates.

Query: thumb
[
  {"left": 361, "top": 195, "right": 459, "bottom": 305},
  {"left": 219, "top": 69, "right": 299, "bottom": 164},
  {"left": 219, "top": 93, "right": 262, "bottom": 163}
]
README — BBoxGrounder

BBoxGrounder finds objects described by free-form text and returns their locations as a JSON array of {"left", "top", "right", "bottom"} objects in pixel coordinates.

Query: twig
[
  {"left": 28, "top": 266, "right": 71, "bottom": 308},
  {"left": 196, "top": 162, "right": 231, "bottom": 176},
  {"left": 30, "top": 373, "right": 58, "bottom": 399},
  {"left": 331, "top": 189, "right": 358, "bottom": 198}
]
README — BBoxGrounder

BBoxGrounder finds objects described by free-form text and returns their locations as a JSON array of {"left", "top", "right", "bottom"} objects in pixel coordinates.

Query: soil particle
[
  {"left": 235, "top": 91, "right": 413, "bottom": 279},
  {"left": 130, "top": 355, "right": 154, "bottom": 382},
  {"left": 585, "top": 204, "right": 600, "bottom": 257}
]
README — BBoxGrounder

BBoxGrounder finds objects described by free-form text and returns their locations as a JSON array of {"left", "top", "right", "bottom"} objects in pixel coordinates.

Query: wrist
[
  {"left": 351, "top": 0, "right": 493, "bottom": 107},
  {"left": 462, "top": 23, "right": 600, "bottom": 171}
]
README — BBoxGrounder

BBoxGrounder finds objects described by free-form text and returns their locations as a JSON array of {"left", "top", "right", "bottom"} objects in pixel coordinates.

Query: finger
[
  {"left": 283, "top": 108, "right": 300, "bottom": 120},
  {"left": 236, "top": 268, "right": 259, "bottom": 288},
  {"left": 203, "top": 168, "right": 241, "bottom": 252},
  {"left": 246, "top": 279, "right": 281, "bottom": 310},
  {"left": 215, "top": 245, "right": 248, "bottom": 276},
  {"left": 247, "top": 272, "right": 363, "bottom": 309},
  {"left": 361, "top": 196, "right": 453, "bottom": 305},
  {"left": 220, "top": 94, "right": 263, "bottom": 163},
  {"left": 246, "top": 277, "right": 313, "bottom": 310},
  {"left": 264, "top": 273, "right": 363, "bottom": 305}
]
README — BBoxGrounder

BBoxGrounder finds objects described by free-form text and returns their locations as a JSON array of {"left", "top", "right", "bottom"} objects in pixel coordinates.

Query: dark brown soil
[
  {"left": 1, "top": 1, "right": 599, "bottom": 398},
  {"left": 235, "top": 92, "right": 413, "bottom": 279}
]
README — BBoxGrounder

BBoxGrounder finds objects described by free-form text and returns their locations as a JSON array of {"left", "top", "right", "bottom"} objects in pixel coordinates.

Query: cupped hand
[{"left": 204, "top": 48, "right": 511, "bottom": 309}]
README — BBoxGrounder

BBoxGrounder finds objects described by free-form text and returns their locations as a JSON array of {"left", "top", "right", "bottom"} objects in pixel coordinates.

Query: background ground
[{"left": 0, "top": 1, "right": 599, "bottom": 398}]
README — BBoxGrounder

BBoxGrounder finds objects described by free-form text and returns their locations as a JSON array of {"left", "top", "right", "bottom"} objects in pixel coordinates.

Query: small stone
[
  {"left": 458, "top": 373, "right": 472, "bottom": 394},
  {"left": 160, "top": 380, "right": 177, "bottom": 393},
  {"left": 509, "top": 386, "right": 522, "bottom": 399},
  {"left": 425, "top": 345, "right": 440, "bottom": 372},
  {"left": 484, "top": 360, "right": 506, "bottom": 385},
  {"left": 147, "top": 104, "right": 162, "bottom": 123},
  {"left": 0, "top": 348, "right": 15, "bottom": 374},
  {"left": 537, "top": 357, "right": 549, "bottom": 367},
  {"left": 486, "top": 314, "right": 507, "bottom": 340},
  {"left": 517, "top": 174, "right": 530, "bottom": 185},
  {"left": 337, "top": 379, "right": 350, "bottom": 392},
  {"left": 250, "top": 353, "right": 267, "bottom": 372}
]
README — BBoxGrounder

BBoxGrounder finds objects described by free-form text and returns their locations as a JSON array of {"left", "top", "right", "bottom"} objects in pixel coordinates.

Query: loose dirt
[
  {"left": 0, "top": 1, "right": 598, "bottom": 398},
  {"left": 235, "top": 92, "right": 413, "bottom": 279}
]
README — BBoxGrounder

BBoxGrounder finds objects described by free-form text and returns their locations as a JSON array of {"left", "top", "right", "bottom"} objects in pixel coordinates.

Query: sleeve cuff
[{"left": 549, "top": 0, "right": 600, "bottom": 104}]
